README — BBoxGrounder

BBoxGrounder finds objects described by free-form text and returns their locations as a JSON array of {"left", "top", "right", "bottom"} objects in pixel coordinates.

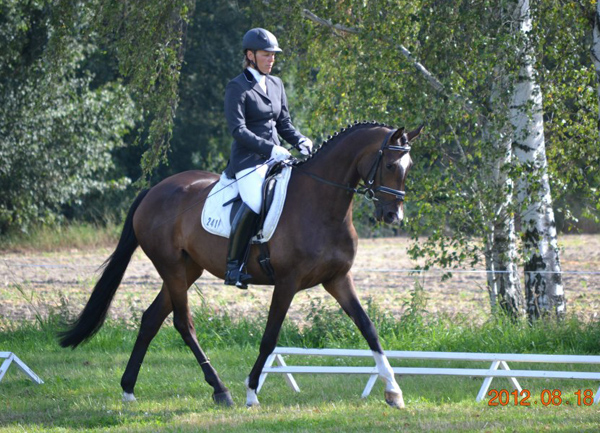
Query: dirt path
[{"left": 1, "top": 235, "right": 599, "bottom": 328}]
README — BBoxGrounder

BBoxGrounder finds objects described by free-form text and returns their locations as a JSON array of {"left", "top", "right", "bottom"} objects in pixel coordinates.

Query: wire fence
[{"left": 2, "top": 258, "right": 599, "bottom": 324}]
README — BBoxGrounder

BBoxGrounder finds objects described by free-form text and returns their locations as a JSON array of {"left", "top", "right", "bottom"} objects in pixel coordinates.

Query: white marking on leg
[
  {"left": 122, "top": 392, "right": 136, "bottom": 402},
  {"left": 245, "top": 377, "right": 260, "bottom": 407},
  {"left": 372, "top": 351, "right": 401, "bottom": 394}
]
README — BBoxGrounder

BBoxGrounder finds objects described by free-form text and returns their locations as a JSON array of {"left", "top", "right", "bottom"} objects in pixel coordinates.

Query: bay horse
[{"left": 58, "top": 122, "right": 422, "bottom": 408}]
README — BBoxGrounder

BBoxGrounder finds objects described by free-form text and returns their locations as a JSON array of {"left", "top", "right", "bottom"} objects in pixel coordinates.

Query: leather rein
[{"left": 292, "top": 129, "right": 411, "bottom": 202}]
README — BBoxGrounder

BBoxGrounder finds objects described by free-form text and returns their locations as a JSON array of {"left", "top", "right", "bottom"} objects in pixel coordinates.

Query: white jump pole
[{"left": 0, "top": 352, "right": 44, "bottom": 384}]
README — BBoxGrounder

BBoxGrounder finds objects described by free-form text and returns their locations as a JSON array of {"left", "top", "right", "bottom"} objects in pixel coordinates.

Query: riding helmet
[{"left": 242, "top": 28, "right": 282, "bottom": 53}]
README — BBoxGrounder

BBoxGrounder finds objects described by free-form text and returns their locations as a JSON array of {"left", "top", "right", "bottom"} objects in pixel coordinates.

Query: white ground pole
[
  {"left": 0, "top": 352, "right": 44, "bottom": 384},
  {"left": 258, "top": 347, "right": 600, "bottom": 404}
]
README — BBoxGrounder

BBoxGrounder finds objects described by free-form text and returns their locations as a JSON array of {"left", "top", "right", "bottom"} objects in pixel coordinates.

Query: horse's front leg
[
  {"left": 246, "top": 283, "right": 296, "bottom": 407},
  {"left": 324, "top": 272, "right": 405, "bottom": 409}
]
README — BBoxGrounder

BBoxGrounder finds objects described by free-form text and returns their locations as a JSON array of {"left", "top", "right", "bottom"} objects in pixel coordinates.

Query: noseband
[{"left": 292, "top": 129, "right": 411, "bottom": 202}]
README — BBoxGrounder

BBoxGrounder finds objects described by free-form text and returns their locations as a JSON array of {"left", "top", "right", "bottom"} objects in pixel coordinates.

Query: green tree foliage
[
  {"left": 268, "top": 0, "right": 598, "bottom": 257},
  {"left": 539, "top": 1, "right": 600, "bottom": 231},
  {"left": 0, "top": 0, "right": 136, "bottom": 233},
  {"left": 162, "top": 0, "right": 253, "bottom": 178}
]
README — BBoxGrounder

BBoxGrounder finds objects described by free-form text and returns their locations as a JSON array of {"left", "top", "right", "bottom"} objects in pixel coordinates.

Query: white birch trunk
[
  {"left": 484, "top": 134, "right": 524, "bottom": 318},
  {"left": 592, "top": 2, "right": 600, "bottom": 137},
  {"left": 482, "top": 44, "right": 524, "bottom": 318},
  {"left": 510, "top": 0, "right": 565, "bottom": 320}
]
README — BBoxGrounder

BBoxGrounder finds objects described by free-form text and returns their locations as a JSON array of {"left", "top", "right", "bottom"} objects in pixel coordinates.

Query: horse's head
[{"left": 363, "top": 125, "right": 423, "bottom": 225}]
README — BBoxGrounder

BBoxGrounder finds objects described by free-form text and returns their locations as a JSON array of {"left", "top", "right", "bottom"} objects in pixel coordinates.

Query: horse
[{"left": 58, "top": 121, "right": 422, "bottom": 409}]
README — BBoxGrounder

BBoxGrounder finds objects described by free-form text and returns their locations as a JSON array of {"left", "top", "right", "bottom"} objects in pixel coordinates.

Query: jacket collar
[{"left": 243, "top": 68, "right": 271, "bottom": 100}]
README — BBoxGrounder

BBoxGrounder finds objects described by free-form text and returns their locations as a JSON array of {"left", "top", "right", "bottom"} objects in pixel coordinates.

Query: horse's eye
[{"left": 386, "top": 163, "right": 394, "bottom": 170}]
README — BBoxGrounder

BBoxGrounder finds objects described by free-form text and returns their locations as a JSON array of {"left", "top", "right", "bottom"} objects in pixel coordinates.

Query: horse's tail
[{"left": 58, "top": 189, "right": 150, "bottom": 348}]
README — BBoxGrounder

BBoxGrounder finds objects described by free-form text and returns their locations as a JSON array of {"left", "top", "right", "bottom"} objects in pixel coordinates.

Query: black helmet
[{"left": 242, "top": 28, "right": 282, "bottom": 53}]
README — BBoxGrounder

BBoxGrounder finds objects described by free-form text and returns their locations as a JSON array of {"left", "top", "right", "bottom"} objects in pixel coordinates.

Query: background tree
[
  {"left": 510, "top": 0, "right": 564, "bottom": 319},
  {"left": 2, "top": 0, "right": 598, "bottom": 324},
  {"left": 160, "top": 0, "right": 253, "bottom": 179},
  {"left": 265, "top": 0, "right": 598, "bottom": 319},
  {"left": 0, "top": 0, "right": 136, "bottom": 233}
]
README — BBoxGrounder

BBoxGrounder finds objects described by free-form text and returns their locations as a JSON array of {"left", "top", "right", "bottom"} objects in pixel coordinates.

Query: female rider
[{"left": 223, "top": 28, "right": 312, "bottom": 289}]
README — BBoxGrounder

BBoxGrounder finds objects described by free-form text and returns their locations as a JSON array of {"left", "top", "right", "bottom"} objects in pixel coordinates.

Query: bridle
[
  {"left": 361, "top": 129, "right": 411, "bottom": 202},
  {"left": 292, "top": 129, "right": 411, "bottom": 202}
]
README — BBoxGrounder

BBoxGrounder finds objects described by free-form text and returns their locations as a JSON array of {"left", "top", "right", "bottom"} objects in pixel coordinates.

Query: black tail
[{"left": 58, "top": 189, "right": 150, "bottom": 348}]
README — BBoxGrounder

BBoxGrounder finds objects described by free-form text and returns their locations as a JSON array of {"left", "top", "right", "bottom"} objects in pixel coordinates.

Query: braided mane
[{"left": 293, "top": 121, "right": 391, "bottom": 167}]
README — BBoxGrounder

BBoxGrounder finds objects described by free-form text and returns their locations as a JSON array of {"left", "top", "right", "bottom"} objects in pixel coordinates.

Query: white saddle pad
[{"left": 201, "top": 166, "right": 292, "bottom": 243}]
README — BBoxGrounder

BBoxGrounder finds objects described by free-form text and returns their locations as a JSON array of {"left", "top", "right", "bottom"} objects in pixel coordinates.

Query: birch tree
[
  {"left": 482, "top": 120, "right": 524, "bottom": 316},
  {"left": 284, "top": 1, "right": 526, "bottom": 317},
  {"left": 266, "top": 0, "right": 598, "bottom": 319},
  {"left": 510, "top": 0, "right": 565, "bottom": 319}
]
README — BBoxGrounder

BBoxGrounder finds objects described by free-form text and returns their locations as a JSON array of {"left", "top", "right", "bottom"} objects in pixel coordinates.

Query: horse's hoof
[
  {"left": 385, "top": 391, "right": 405, "bottom": 409},
  {"left": 122, "top": 392, "right": 137, "bottom": 403},
  {"left": 213, "top": 390, "right": 234, "bottom": 407}
]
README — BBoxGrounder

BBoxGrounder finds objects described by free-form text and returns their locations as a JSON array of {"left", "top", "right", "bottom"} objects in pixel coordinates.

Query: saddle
[
  {"left": 225, "top": 162, "right": 284, "bottom": 241},
  {"left": 201, "top": 163, "right": 292, "bottom": 282},
  {"left": 201, "top": 163, "right": 291, "bottom": 242},
  {"left": 225, "top": 164, "right": 284, "bottom": 282}
]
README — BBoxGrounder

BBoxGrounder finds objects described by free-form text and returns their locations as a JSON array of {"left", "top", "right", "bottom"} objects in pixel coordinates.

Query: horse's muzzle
[{"left": 375, "top": 206, "right": 403, "bottom": 225}]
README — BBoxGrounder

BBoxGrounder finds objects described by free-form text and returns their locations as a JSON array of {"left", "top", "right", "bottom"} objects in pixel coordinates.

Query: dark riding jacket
[{"left": 224, "top": 69, "right": 305, "bottom": 178}]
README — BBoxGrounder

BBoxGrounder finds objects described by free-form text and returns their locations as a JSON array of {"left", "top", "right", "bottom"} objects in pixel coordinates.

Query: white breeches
[{"left": 236, "top": 163, "right": 270, "bottom": 214}]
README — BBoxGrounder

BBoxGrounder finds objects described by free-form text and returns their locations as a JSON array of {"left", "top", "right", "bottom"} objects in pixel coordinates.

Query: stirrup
[{"left": 224, "top": 266, "right": 252, "bottom": 290}]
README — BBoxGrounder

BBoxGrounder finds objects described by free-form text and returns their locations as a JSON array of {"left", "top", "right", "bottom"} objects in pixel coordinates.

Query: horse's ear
[
  {"left": 407, "top": 124, "right": 424, "bottom": 142},
  {"left": 391, "top": 127, "right": 405, "bottom": 142}
]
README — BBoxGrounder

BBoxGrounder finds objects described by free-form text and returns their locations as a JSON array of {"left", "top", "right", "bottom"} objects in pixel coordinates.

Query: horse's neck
[
  {"left": 303, "top": 127, "right": 387, "bottom": 189},
  {"left": 292, "top": 126, "right": 387, "bottom": 218}
]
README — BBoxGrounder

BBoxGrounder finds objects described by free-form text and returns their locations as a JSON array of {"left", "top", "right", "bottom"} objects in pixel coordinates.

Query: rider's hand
[
  {"left": 298, "top": 138, "right": 313, "bottom": 156},
  {"left": 270, "top": 145, "right": 292, "bottom": 162}
]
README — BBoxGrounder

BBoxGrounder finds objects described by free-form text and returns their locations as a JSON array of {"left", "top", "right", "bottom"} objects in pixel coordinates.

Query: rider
[{"left": 223, "top": 28, "right": 313, "bottom": 289}]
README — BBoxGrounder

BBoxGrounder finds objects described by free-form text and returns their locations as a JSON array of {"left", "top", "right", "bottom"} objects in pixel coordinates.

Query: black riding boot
[{"left": 224, "top": 203, "right": 259, "bottom": 289}]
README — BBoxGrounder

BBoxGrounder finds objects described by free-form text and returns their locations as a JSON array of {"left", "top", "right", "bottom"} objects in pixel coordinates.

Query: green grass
[
  {"left": 0, "top": 222, "right": 120, "bottom": 252},
  {"left": 1, "top": 300, "right": 600, "bottom": 432},
  {"left": 1, "top": 335, "right": 599, "bottom": 433}
]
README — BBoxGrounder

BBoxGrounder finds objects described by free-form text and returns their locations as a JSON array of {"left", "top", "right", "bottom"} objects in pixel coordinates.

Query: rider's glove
[
  {"left": 298, "top": 138, "right": 313, "bottom": 156},
  {"left": 270, "top": 145, "right": 292, "bottom": 162}
]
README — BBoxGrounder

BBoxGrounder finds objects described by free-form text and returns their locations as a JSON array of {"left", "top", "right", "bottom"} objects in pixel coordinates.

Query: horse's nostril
[{"left": 385, "top": 212, "right": 398, "bottom": 223}]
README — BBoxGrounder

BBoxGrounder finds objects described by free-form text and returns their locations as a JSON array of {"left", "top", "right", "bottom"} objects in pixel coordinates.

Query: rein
[{"left": 292, "top": 129, "right": 411, "bottom": 202}]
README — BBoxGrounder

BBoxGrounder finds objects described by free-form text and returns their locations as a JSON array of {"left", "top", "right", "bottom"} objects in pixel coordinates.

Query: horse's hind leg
[
  {"left": 121, "top": 284, "right": 173, "bottom": 402},
  {"left": 245, "top": 282, "right": 296, "bottom": 407},
  {"left": 166, "top": 266, "right": 233, "bottom": 406},
  {"left": 323, "top": 273, "right": 405, "bottom": 409}
]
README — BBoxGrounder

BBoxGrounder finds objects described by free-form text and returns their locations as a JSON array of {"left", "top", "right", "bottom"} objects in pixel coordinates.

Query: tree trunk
[
  {"left": 482, "top": 45, "right": 524, "bottom": 318},
  {"left": 510, "top": 0, "right": 565, "bottom": 320},
  {"left": 484, "top": 138, "right": 524, "bottom": 318}
]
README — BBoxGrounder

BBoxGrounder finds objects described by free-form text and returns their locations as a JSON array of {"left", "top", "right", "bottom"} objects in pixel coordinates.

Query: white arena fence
[
  {"left": 0, "top": 352, "right": 43, "bottom": 384},
  {"left": 258, "top": 347, "right": 600, "bottom": 404}
]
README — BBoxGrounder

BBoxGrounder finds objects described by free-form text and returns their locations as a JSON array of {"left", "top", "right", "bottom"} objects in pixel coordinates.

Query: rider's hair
[{"left": 243, "top": 52, "right": 252, "bottom": 69}]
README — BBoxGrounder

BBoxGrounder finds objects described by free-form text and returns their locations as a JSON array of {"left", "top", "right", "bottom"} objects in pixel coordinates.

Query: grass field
[
  {"left": 2, "top": 322, "right": 600, "bottom": 433},
  {"left": 1, "top": 233, "right": 600, "bottom": 431}
]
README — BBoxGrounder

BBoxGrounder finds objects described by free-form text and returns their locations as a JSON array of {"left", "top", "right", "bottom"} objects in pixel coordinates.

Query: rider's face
[{"left": 248, "top": 50, "right": 275, "bottom": 74}]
